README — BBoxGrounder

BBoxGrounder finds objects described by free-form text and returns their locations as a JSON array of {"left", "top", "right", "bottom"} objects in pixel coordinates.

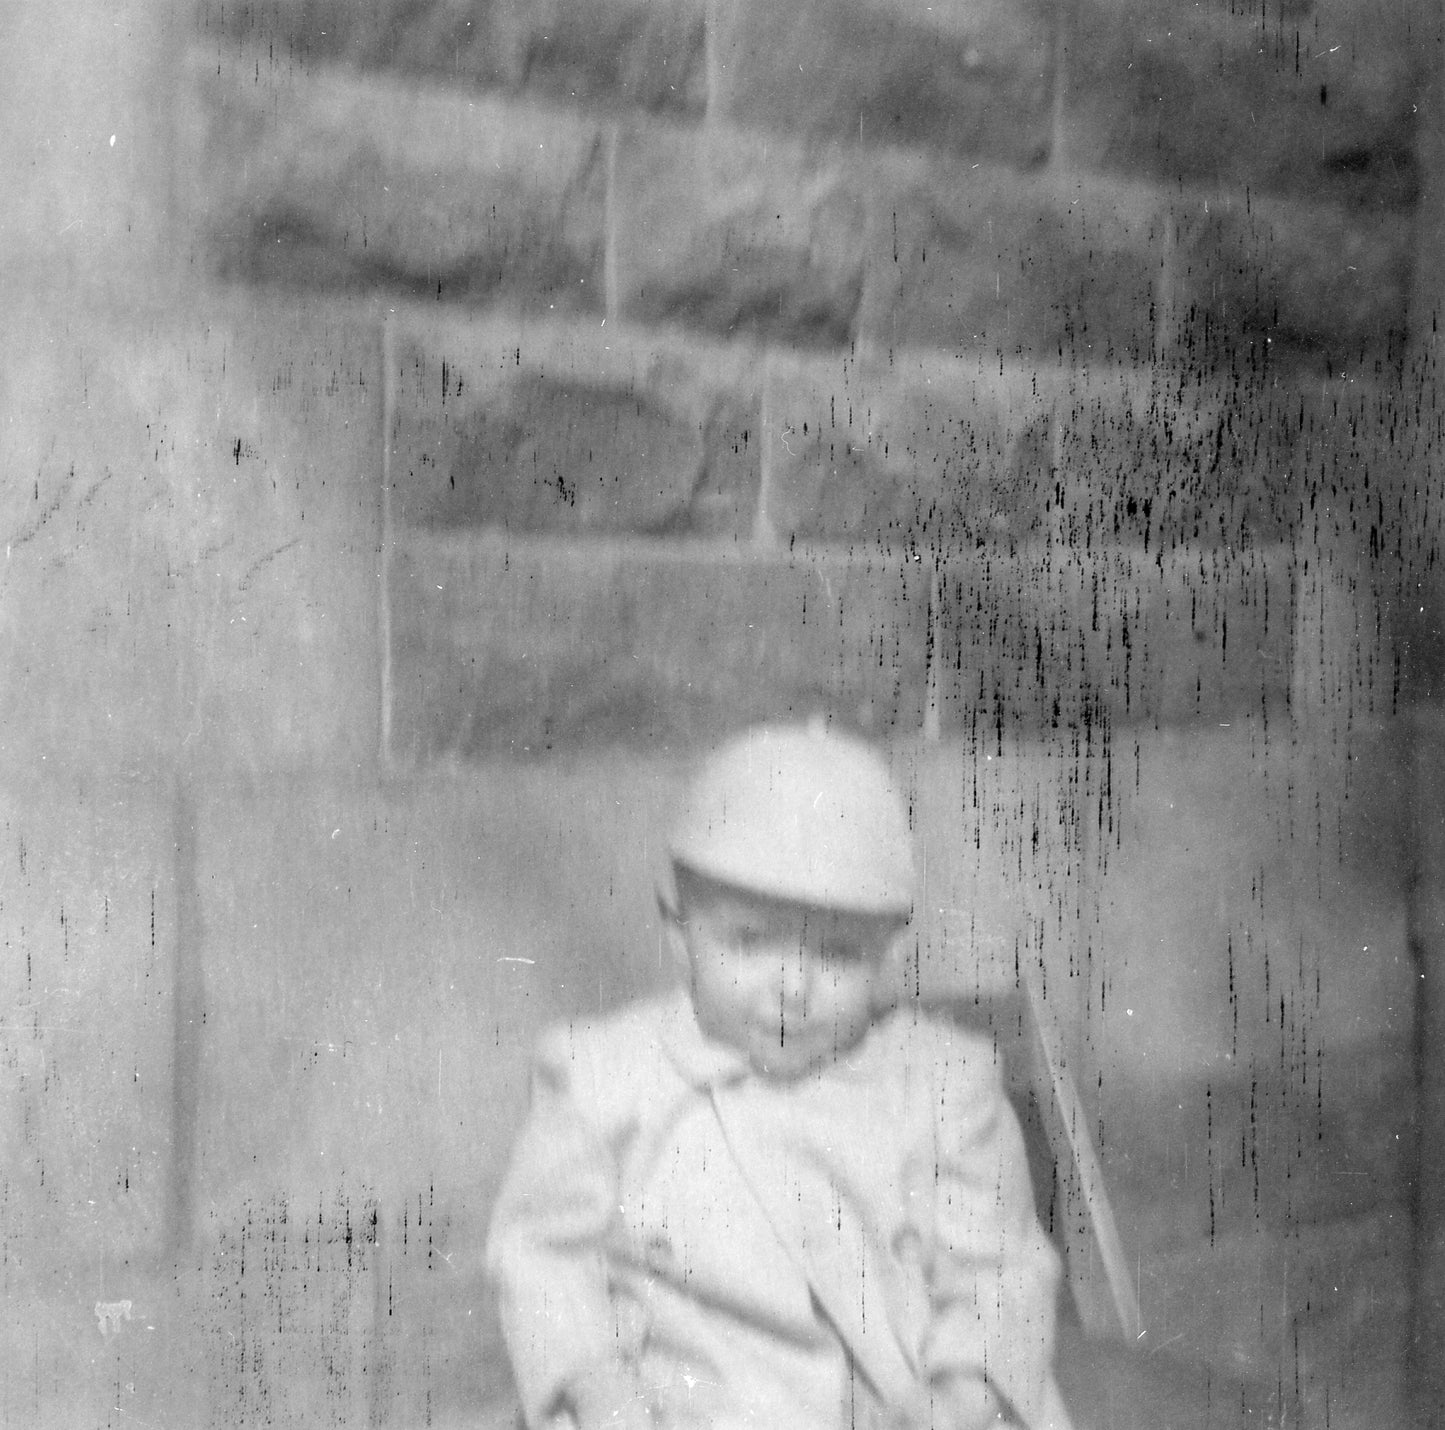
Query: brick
[
  {"left": 1064, "top": 0, "right": 1422, "bottom": 209},
  {"left": 386, "top": 536, "right": 929, "bottom": 758},
  {"left": 389, "top": 314, "right": 763, "bottom": 537},
  {"left": 711, "top": 0, "right": 1054, "bottom": 165},
  {"left": 613, "top": 126, "right": 870, "bottom": 347},
  {"left": 192, "top": 52, "right": 608, "bottom": 306}
]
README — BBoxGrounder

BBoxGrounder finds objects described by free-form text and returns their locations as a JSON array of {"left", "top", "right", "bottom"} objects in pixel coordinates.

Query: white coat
[{"left": 486, "top": 989, "right": 1072, "bottom": 1430}]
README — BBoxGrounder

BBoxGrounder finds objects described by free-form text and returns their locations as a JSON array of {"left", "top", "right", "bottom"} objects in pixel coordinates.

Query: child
[{"left": 486, "top": 724, "right": 1072, "bottom": 1430}]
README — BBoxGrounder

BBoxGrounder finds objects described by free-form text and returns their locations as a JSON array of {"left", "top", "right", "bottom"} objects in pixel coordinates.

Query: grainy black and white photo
[{"left": 1, "top": 1, "right": 1441, "bottom": 1427}]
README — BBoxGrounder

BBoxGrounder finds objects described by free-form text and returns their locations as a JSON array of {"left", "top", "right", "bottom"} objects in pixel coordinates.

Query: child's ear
[
  {"left": 871, "top": 920, "right": 911, "bottom": 1010},
  {"left": 656, "top": 888, "right": 690, "bottom": 976}
]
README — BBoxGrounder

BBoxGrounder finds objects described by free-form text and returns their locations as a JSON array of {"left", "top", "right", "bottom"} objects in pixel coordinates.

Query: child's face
[{"left": 667, "top": 874, "right": 906, "bottom": 1081}]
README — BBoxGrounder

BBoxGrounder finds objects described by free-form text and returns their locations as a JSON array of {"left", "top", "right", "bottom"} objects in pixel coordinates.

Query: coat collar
[
  {"left": 650, "top": 986, "right": 912, "bottom": 1090},
  {"left": 652, "top": 986, "right": 754, "bottom": 1089}
]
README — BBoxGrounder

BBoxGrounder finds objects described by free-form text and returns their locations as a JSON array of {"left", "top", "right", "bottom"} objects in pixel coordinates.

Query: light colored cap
[{"left": 668, "top": 723, "right": 916, "bottom": 915}]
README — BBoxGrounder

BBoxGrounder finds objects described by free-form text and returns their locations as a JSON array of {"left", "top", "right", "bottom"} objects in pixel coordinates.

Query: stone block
[
  {"left": 200, "top": 0, "right": 708, "bottom": 115},
  {"left": 931, "top": 544, "right": 1295, "bottom": 732},
  {"left": 1285, "top": 1212, "right": 1411, "bottom": 1429},
  {"left": 1, "top": 292, "right": 385, "bottom": 783},
  {"left": 1170, "top": 194, "right": 1412, "bottom": 367},
  {"left": 366, "top": 1192, "right": 520, "bottom": 1427},
  {"left": 0, "top": 304, "right": 191, "bottom": 774},
  {"left": 1053, "top": 1307, "right": 1284, "bottom": 1427},
  {"left": 760, "top": 349, "right": 1298, "bottom": 552},
  {"left": 1053, "top": 1212, "right": 1409, "bottom": 1427},
  {"left": 389, "top": 313, "right": 763, "bottom": 537},
  {"left": 194, "top": 0, "right": 409, "bottom": 67},
  {"left": 190, "top": 51, "right": 608, "bottom": 307},
  {"left": 487, "top": 0, "right": 707, "bottom": 114},
  {"left": 613, "top": 125, "right": 870, "bottom": 347},
  {"left": 172, "top": 298, "right": 386, "bottom": 775},
  {"left": 898, "top": 740, "right": 1082, "bottom": 1002},
  {"left": 193, "top": 1193, "right": 380, "bottom": 1425},
  {"left": 186, "top": 762, "right": 693, "bottom": 1420},
  {"left": 1041, "top": 377, "right": 1302, "bottom": 550},
  {"left": 3, "top": 1, "right": 173, "bottom": 290},
  {"left": 0, "top": 775, "right": 177, "bottom": 1412},
  {"left": 711, "top": 0, "right": 1054, "bottom": 165},
  {"left": 862, "top": 161, "right": 1411, "bottom": 366},
  {"left": 386, "top": 535, "right": 928, "bottom": 758},
  {"left": 1087, "top": 722, "right": 1413, "bottom": 1230},
  {"left": 1063, "top": 0, "right": 1422, "bottom": 209},
  {"left": 0, "top": 1267, "right": 202, "bottom": 1430},
  {"left": 761, "top": 347, "right": 1055, "bottom": 544},
  {"left": 182, "top": 760, "right": 691, "bottom": 1427},
  {"left": 189, "top": 762, "right": 690, "bottom": 1211},
  {"left": 861, "top": 163, "right": 1164, "bottom": 361},
  {"left": 1405, "top": 706, "right": 1445, "bottom": 1420}
]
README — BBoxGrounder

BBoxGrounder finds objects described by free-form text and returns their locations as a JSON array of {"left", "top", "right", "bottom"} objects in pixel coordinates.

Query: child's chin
[
  {"left": 751, "top": 1056, "right": 826, "bottom": 1083},
  {"left": 749, "top": 1034, "right": 852, "bottom": 1081}
]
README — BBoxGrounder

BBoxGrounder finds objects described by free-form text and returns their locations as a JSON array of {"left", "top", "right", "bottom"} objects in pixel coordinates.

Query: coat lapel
[{"left": 706, "top": 1081, "right": 922, "bottom": 1411}]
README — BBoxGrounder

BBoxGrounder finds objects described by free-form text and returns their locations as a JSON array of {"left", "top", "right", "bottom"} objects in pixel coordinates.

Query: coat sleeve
[
  {"left": 485, "top": 1023, "right": 642, "bottom": 1430},
  {"left": 903, "top": 1031, "right": 1070, "bottom": 1430}
]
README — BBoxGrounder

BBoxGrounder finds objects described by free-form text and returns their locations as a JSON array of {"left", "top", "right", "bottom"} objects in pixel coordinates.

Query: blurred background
[{"left": 0, "top": 0, "right": 1441, "bottom": 1425}]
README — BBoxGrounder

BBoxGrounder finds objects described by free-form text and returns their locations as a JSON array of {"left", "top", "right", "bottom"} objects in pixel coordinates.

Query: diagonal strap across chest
[{"left": 706, "top": 1082, "right": 923, "bottom": 1412}]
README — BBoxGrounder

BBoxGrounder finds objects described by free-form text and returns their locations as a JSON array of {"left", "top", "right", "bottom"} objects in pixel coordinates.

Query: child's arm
[
  {"left": 485, "top": 1026, "right": 654, "bottom": 1430},
  {"left": 903, "top": 1033, "right": 1067, "bottom": 1430}
]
